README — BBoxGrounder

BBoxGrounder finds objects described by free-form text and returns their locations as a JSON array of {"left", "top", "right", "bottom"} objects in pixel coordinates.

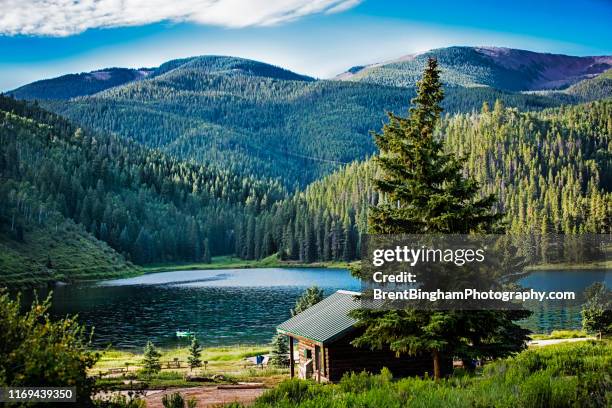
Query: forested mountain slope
[
  {"left": 337, "top": 46, "right": 612, "bottom": 91},
  {"left": 9, "top": 68, "right": 154, "bottom": 100},
  {"left": 0, "top": 96, "right": 286, "bottom": 284},
  {"left": 13, "top": 51, "right": 589, "bottom": 187},
  {"left": 243, "top": 100, "right": 612, "bottom": 263},
  {"left": 564, "top": 69, "right": 612, "bottom": 101}
]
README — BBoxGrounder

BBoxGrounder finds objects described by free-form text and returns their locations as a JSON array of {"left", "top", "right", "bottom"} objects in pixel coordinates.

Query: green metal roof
[{"left": 277, "top": 290, "right": 361, "bottom": 344}]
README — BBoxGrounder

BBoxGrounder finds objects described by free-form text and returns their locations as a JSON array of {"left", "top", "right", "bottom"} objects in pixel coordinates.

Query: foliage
[
  {"left": 162, "top": 392, "right": 197, "bottom": 408},
  {"left": 187, "top": 337, "right": 202, "bottom": 371},
  {"left": 581, "top": 282, "right": 612, "bottom": 339},
  {"left": 269, "top": 334, "right": 290, "bottom": 367},
  {"left": 291, "top": 286, "right": 324, "bottom": 316},
  {"left": 142, "top": 341, "right": 162, "bottom": 376},
  {"left": 0, "top": 289, "right": 99, "bottom": 405},
  {"left": 250, "top": 340, "right": 612, "bottom": 408}
]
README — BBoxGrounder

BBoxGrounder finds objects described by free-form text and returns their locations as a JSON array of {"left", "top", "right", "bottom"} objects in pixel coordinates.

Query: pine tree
[
  {"left": 351, "top": 58, "right": 530, "bottom": 380},
  {"left": 142, "top": 341, "right": 162, "bottom": 377},
  {"left": 581, "top": 282, "right": 612, "bottom": 340},
  {"left": 269, "top": 333, "right": 290, "bottom": 367},
  {"left": 291, "top": 286, "right": 324, "bottom": 316},
  {"left": 187, "top": 337, "right": 202, "bottom": 371}
]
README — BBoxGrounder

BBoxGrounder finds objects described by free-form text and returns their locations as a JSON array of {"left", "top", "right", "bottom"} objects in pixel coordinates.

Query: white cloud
[{"left": 0, "top": 0, "right": 362, "bottom": 36}]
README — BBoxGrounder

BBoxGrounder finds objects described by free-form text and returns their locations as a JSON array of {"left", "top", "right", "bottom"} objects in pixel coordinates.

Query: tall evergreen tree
[
  {"left": 142, "top": 341, "right": 162, "bottom": 377},
  {"left": 187, "top": 337, "right": 203, "bottom": 371},
  {"left": 351, "top": 58, "right": 530, "bottom": 380}
]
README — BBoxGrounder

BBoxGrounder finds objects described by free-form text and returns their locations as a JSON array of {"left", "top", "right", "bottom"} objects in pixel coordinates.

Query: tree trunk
[{"left": 432, "top": 350, "right": 441, "bottom": 380}]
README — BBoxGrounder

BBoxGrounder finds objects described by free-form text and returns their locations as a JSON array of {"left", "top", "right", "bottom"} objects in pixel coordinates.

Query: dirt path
[{"left": 144, "top": 385, "right": 266, "bottom": 407}]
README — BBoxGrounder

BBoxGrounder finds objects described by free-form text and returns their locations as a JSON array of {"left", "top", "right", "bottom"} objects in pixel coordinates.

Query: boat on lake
[{"left": 176, "top": 329, "right": 195, "bottom": 338}]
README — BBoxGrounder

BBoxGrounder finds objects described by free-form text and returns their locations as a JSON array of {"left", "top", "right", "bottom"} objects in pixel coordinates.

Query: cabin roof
[{"left": 276, "top": 290, "right": 361, "bottom": 345}]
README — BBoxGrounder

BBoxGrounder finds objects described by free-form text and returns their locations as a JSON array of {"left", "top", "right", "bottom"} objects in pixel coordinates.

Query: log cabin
[{"left": 277, "top": 290, "right": 452, "bottom": 382}]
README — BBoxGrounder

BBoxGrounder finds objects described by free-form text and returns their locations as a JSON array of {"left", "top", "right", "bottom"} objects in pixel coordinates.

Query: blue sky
[{"left": 1, "top": 0, "right": 611, "bottom": 91}]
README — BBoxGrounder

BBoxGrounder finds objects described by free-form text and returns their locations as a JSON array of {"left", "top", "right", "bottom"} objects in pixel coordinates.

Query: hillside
[
  {"left": 0, "top": 96, "right": 286, "bottom": 284},
  {"left": 20, "top": 51, "right": 588, "bottom": 187},
  {"left": 9, "top": 68, "right": 154, "bottom": 100},
  {"left": 565, "top": 69, "right": 612, "bottom": 101},
  {"left": 337, "top": 46, "right": 612, "bottom": 91},
  {"left": 244, "top": 100, "right": 612, "bottom": 263}
]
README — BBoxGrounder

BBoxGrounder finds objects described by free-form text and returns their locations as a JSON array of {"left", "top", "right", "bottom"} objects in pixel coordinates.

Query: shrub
[
  {"left": 0, "top": 290, "right": 99, "bottom": 405},
  {"left": 256, "top": 379, "right": 328, "bottom": 405},
  {"left": 93, "top": 394, "right": 146, "bottom": 408},
  {"left": 162, "top": 392, "right": 197, "bottom": 408}
]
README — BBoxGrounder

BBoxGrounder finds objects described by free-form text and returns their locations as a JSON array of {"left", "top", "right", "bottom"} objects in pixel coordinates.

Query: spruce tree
[
  {"left": 269, "top": 333, "right": 290, "bottom": 367},
  {"left": 187, "top": 337, "right": 202, "bottom": 371},
  {"left": 351, "top": 57, "right": 530, "bottom": 380},
  {"left": 291, "top": 286, "right": 324, "bottom": 316},
  {"left": 142, "top": 341, "right": 162, "bottom": 377},
  {"left": 581, "top": 282, "right": 612, "bottom": 340}
]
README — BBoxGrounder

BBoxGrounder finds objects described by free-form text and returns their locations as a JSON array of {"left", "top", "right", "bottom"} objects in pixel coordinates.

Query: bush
[
  {"left": 256, "top": 379, "right": 328, "bottom": 406},
  {"left": 339, "top": 367, "right": 393, "bottom": 393},
  {"left": 93, "top": 394, "right": 146, "bottom": 408},
  {"left": 0, "top": 290, "right": 99, "bottom": 405},
  {"left": 162, "top": 392, "right": 197, "bottom": 408}
]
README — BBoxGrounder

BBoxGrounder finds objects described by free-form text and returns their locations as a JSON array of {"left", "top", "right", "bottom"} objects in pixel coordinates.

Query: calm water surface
[{"left": 22, "top": 268, "right": 610, "bottom": 349}]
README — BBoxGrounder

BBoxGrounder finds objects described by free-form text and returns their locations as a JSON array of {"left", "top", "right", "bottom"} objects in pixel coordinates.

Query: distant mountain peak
[
  {"left": 335, "top": 46, "right": 612, "bottom": 91},
  {"left": 155, "top": 55, "right": 314, "bottom": 82},
  {"left": 8, "top": 67, "right": 154, "bottom": 100}
]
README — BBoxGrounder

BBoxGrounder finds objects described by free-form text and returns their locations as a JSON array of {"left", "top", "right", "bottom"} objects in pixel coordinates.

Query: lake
[{"left": 21, "top": 268, "right": 611, "bottom": 349}]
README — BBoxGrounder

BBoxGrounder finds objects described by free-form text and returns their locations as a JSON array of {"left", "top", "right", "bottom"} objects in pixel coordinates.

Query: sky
[{"left": 0, "top": 0, "right": 611, "bottom": 91}]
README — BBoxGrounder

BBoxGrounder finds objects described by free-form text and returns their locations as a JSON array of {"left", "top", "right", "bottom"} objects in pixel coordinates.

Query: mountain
[
  {"left": 15, "top": 51, "right": 584, "bottom": 187},
  {"left": 337, "top": 46, "right": 612, "bottom": 91},
  {"left": 0, "top": 95, "right": 286, "bottom": 285},
  {"left": 34, "top": 56, "right": 412, "bottom": 186},
  {"left": 9, "top": 67, "right": 154, "bottom": 100}
]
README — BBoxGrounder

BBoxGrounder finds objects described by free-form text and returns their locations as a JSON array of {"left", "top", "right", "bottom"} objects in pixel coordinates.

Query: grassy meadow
[{"left": 91, "top": 345, "right": 289, "bottom": 389}]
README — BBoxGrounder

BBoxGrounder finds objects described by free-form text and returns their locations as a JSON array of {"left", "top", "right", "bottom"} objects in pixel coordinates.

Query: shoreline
[
  {"left": 141, "top": 254, "right": 358, "bottom": 274},
  {"left": 142, "top": 257, "right": 609, "bottom": 274}
]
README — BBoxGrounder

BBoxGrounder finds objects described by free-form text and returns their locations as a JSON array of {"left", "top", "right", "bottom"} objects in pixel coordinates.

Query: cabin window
[{"left": 304, "top": 349, "right": 312, "bottom": 359}]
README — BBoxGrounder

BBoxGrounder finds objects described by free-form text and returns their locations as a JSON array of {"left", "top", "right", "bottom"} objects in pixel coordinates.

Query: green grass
[
  {"left": 248, "top": 340, "right": 612, "bottom": 408},
  {"left": 94, "top": 345, "right": 270, "bottom": 371},
  {"left": 142, "top": 253, "right": 357, "bottom": 273},
  {"left": 0, "top": 216, "right": 141, "bottom": 287},
  {"left": 526, "top": 259, "right": 612, "bottom": 271},
  {"left": 92, "top": 344, "right": 290, "bottom": 390},
  {"left": 530, "top": 330, "right": 590, "bottom": 340}
]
